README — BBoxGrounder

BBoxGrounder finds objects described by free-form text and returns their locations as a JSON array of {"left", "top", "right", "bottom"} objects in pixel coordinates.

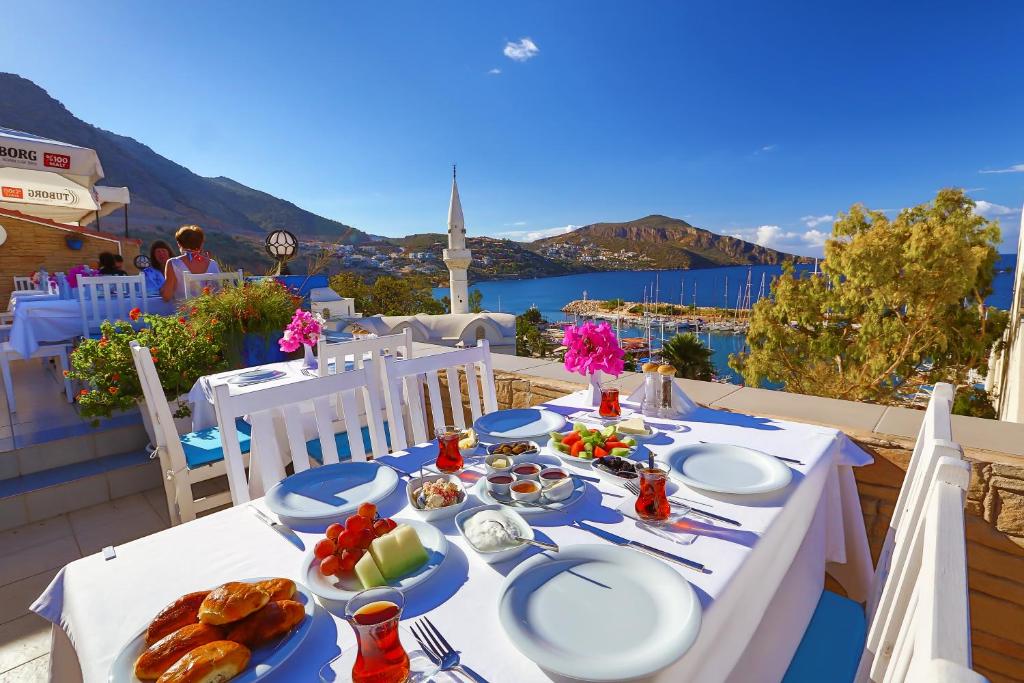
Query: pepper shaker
[
  {"left": 640, "top": 362, "right": 660, "bottom": 417},
  {"left": 657, "top": 364, "right": 676, "bottom": 418}
]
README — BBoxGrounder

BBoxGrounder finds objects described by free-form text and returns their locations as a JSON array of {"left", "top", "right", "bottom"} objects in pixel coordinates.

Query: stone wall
[
  {"left": 0, "top": 213, "right": 141, "bottom": 301},
  {"left": 479, "top": 367, "right": 1024, "bottom": 683}
]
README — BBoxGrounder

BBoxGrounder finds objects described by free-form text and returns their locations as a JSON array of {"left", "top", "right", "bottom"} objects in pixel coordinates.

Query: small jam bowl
[
  {"left": 510, "top": 479, "right": 542, "bottom": 503},
  {"left": 542, "top": 476, "right": 574, "bottom": 502},
  {"left": 484, "top": 452, "right": 515, "bottom": 475},
  {"left": 511, "top": 462, "right": 541, "bottom": 482},
  {"left": 485, "top": 472, "right": 515, "bottom": 496}
]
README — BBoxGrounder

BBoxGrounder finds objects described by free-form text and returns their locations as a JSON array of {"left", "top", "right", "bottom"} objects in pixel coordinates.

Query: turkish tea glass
[
  {"left": 435, "top": 425, "right": 466, "bottom": 473},
  {"left": 346, "top": 587, "right": 410, "bottom": 683},
  {"left": 634, "top": 467, "right": 671, "bottom": 522},
  {"left": 599, "top": 387, "right": 621, "bottom": 418}
]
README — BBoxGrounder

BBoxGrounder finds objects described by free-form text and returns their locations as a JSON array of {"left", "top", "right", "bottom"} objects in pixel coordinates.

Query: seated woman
[
  {"left": 160, "top": 225, "right": 221, "bottom": 302},
  {"left": 97, "top": 251, "right": 127, "bottom": 276},
  {"left": 142, "top": 240, "right": 172, "bottom": 293}
]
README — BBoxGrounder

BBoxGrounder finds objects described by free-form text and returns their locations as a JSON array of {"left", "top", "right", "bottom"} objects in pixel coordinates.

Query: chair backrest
[
  {"left": 77, "top": 274, "right": 147, "bottom": 337},
  {"left": 868, "top": 383, "right": 956, "bottom": 617},
  {"left": 316, "top": 329, "right": 414, "bottom": 377},
  {"left": 183, "top": 270, "right": 243, "bottom": 299},
  {"left": 13, "top": 276, "right": 34, "bottom": 292},
  {"left": 381, "top": 340, "right": 497, "bottom": 451},
  {"left": 211, "top": 359, "right": 388, "bottom": 504},
  {"left": 128, "top": 341, "right": 190, "bottom": 480},
  {"left": 858, "top": 456, "right": 976, "bottom": 682}
]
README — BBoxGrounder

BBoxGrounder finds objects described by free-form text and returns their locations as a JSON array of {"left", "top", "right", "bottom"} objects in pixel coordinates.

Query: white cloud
[
  {"left": 759, "top": 144, "right": 777, "bottom": 153},
  {"left": 488, "top": 68, "right": 502, "bottom": 75},
  {"left": 801, "top": 229, "right": 828, "bottom": 247},
  {"left": 504, "top": 220, "right": 527, "bottom": 227},
  {"left": 503, "top": 38, "right": 539, "bottom": 62},
  {"left": 975, "top": 200, "right": 1019, "bottom": 218},
  {"left": 979, "top": 163, "right": 1024, "bottom": 174},
  {"left": 495, "top": 224, "right": 577, "bottom": 241},
  {"left": 801, "top": 214, "right": 833, "bottom": 228}
]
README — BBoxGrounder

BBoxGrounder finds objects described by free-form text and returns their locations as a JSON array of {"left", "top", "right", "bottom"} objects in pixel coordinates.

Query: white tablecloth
[
  {"left": 8, "top": 295, "right": 175, "bottom": 357},
  {"left": 34, "top": 393, "right": 873, "bottom": 683}
]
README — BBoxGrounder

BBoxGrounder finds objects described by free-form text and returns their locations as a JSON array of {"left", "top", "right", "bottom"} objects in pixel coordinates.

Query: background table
[
  {"left": 8, "top": 295, "right": 175, "bottom": 357},
  {"left": 34, "top": 392, "right": 873, "bottom": 683}
]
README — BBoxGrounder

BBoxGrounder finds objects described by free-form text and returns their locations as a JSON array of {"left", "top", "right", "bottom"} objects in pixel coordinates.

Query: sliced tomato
[
  {"left": 604, "top": 440, "right": 627, "bottom": 450},
  {"left": 594, "top": 446, "right": 609, "bottom": 458},
  {"left": 562, "top": 432, "right": 581, "bottom": 446},
  {"left": 570, "top": 441, "right": 585, "bottom": 457}
]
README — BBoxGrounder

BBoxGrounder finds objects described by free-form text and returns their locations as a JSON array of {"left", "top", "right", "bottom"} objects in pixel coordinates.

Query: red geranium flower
[
  {"left": 79, "top": 389, "right": 88, "bottom": 396},
  {"left": 128, "top": 307, "right": 141, "bottom": 321},
  {"left": 108, "top": 387, "right": 118, "bottom": 395}
]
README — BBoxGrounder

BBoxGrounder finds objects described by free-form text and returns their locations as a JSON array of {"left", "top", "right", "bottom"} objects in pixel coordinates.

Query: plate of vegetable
[{"left": 547, "top": 423, "right": 638, "bottom": 467}]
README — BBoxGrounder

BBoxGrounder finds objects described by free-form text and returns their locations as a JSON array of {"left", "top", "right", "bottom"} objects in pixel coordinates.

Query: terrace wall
[{"left": 429, "top": 346, "right": 1024, "bottom": 683}]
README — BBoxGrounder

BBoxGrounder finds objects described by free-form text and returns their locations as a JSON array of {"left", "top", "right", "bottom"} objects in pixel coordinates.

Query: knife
[
  {"left": 249, "top": 506, "right": 305, "bottom": 550},
  {"left": 574, "top": 520, "right": 708, "bottom": 573}
]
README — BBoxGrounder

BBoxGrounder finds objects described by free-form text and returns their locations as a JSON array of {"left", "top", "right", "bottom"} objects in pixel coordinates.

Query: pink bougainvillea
[
  {"left": 562, "top": 320, "right": 625, "bottom": 377},
  {"left": 66, "top": 265, "right": 96, "bottom": 288},
  {"left": 278, "top": 309, "right": 323, "bottom": 353}
]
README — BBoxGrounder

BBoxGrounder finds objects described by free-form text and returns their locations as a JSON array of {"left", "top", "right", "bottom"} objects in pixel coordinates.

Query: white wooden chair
[
  {"left": 0, "top": 342, "right": 73, "bottom": 412},
  {"left": 212, "top": 358, "right": 388, "bottom": 505},
  {"left": 77, "top": 274, "right": 147, "bottom": 338},
  {"left": 13, "top": 276, "right": 35, "bottom": 292},
  {"left": 782, "top": 383, "right": 984, "bottom": 682},
  {"left": 381, "top": 340, "right": 497, "bottom": 451},
  {"left": 129, "top": 341, "right": 253, "bottom": 524},
  {"left": 316, "top": 328, "right": 414, "bottom": 377},
  {"left": 183, "top": 270, "right": 243, "bottom": 299}
]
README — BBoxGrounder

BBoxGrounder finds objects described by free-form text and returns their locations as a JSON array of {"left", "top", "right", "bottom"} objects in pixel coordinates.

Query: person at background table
[
  {"left": 97, "top": 252, "right": 127, "bottom": 276},
  {"left": 142, "top": 240, "right": 171, "bottom": 293},
  {"left": 160, "top": 224, "right": 220, "bottom": 302}
]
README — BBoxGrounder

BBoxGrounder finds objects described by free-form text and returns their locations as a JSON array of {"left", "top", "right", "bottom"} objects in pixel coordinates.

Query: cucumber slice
[
  {"left": 550, "top": 431, "right": 564, "bottom": 442},
  {"left": 610, "top": 447, "right": 631, "bottom": 457}
]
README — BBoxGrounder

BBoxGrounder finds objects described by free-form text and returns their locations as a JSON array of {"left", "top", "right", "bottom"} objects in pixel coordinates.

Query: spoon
[{"left": 485, "top": 520, "right": 559, "bottom": 552}]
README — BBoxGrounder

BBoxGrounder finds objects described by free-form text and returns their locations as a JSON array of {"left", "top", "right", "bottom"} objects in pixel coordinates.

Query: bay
[{"left": 435, "top": 254, "right": 1018, "bottom": 383}]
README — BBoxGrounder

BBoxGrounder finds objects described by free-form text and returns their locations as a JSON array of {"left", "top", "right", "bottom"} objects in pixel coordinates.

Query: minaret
[{"left": 443, "top": 165, "right": 472, "bottom": 314}]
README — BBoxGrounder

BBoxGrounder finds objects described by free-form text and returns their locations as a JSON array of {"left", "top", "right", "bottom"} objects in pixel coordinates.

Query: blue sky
[{"left": 3, "top": 1, "right": 1023, "bottom": 255}]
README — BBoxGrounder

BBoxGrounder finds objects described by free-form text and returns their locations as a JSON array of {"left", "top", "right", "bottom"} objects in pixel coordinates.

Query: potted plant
[
  {"left": 185, "top": 278, "right": 302, "bottom": 367},
  {"left": 67, "top": 311, "right": 228, "bottom": 443}
]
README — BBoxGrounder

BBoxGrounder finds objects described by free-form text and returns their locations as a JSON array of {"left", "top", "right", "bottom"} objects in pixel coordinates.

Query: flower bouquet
[
  {"left": 66, "top": 265, "right": 97, "bottom": 288},
  {"left": 563, "top": 320, "right": 626, "bottom": 405},
  {"left": 279, "top": 308, "right": 324, "bottom": 369}
]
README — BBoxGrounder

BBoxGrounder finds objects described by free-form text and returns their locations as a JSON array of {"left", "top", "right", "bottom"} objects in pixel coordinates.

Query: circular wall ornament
[{"left": 0, "top": 225, "right": 7, "bottom": 247}]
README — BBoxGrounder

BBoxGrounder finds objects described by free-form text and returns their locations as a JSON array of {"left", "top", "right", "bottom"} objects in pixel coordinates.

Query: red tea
[
  {"left": 350, "top": 600, "right": 409, "bottom": 683},
  {"left": 435, "top": 428, "right": 464, "bottom": 473},
  {"left": 511, "top": 481, "right": 538, "bottom": 493},
  {"left": 599, "top": 388, "right": 621, "bottom": 418},
  {"left": 635, "top": 468, "right": 671, "bottom": 522}
]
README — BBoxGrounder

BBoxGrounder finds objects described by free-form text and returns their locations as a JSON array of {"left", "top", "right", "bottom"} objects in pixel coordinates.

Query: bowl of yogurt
[{"left": 455, "top": 505, "right": 535, "bottom": 564}]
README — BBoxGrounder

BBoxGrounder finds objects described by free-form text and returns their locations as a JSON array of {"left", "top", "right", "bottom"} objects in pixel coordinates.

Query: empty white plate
[
  {"left": 661, "top": 443, "right": 792, "bottom": 494},
  {"left": 497, "top": 544, "right": 701, "bottom": 681},
  {"left": 474, "top": 409, "right": 567, "bottom": 443},
  {"left": 265, "top": 462, "right": 399, "bottom": 524}
]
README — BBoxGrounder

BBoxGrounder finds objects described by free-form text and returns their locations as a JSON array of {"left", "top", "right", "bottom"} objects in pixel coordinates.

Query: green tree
[
  {"left": 729, "top": 189, "right": 1008, "bottom": 403},
  {"left": 661, "top": 333, "right": 715, "bottom": 380},
  {"left": 329, "top": 273, "right": 445, "bottom": 316},
  {"left": 516, "top": 311, "right": 549, "bottom": 358},
  {"left": 469, "top": 289, "right": 484, "bottom": 313}
]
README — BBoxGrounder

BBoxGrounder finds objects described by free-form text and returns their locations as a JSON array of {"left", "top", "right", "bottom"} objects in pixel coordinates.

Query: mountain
[
  {"left": 0, "top": 73, "right": 369, "bottom": 243},
  {"left": 528, "top": 215, "right": 808, "bottom": 269}
]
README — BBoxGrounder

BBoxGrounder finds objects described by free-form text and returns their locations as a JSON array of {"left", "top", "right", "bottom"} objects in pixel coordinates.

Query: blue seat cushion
[
  {"left": 181, "top": 419, "right": 252, "bottom": 469},
  {"left": 782, "top": 590, "right": 867, "bottom": 683},
  {"left": 307, "top": 423, "right": 391, "bottom": 464}
]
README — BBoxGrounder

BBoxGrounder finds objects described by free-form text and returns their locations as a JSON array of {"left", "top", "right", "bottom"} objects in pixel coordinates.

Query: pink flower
[
  {"left": 562, "top": 321, "right": 625, "bottom": 377},
  {"left": 278, "top": 309, "right": 323, "bottom": 352}
]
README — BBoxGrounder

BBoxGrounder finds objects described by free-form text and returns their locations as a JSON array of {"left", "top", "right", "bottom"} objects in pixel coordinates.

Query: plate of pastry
[{"left": 108, "top": 577, "right": 316, "bottom": 683}]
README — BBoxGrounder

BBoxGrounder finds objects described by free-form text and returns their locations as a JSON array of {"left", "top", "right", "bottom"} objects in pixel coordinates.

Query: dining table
[
  {"left": 7, "top": 294, "right": 175, "bottom": 357},
  {"left": 32, "top": 390, "right": 874, "bottom": 683}
]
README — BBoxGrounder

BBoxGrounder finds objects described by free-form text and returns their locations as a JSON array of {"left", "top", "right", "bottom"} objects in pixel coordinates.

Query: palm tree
[{"left": 661, "top": 333, "right": 715, "bottom": 381}]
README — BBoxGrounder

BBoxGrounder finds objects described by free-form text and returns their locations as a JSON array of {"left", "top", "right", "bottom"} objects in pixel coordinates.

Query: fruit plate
[
  {"left": 406, "top": 473, "right": 469, "bottom": 522},
  {"left": 661, "top": 443, "right": 792, "bottom": 495},
  {"left": 473, "top": 408, "right": 567, "bottom": 444},
  {"left": 472, "top": 475, "right": 586, "bottom": 516},
  {"left": 497, "top": 545, "right": 701, "bottom": 681},
  {"left": 108, "top": 577, "right": 317, "bottom": 683},
  {"left": 265, "top": 462, "right": 399, "bottom": 526},
  {"left": 301, "top": 519, "right": 448, "bottom": 603}
]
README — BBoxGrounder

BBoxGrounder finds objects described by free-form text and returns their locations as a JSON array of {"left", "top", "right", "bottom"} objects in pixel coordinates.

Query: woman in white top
[{"left": 160, "top": 224, "right": 221, "bottom": 302}]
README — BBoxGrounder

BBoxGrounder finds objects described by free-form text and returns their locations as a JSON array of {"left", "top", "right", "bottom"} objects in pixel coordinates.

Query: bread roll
[
  {"left": 134, "top": 623, "right": 224, "bottom": 680},
  {"left": 225, "top": 600, "right": 305, "bottom": 647},
  {"left": 146, "top": 591, "right": 210, "bottom": 645},
  {"left": 155, "top": 640, "right": 250, "bottom": 683},
  {"left": 198, "top": 583, "right": 269, "bottom": 626},
  {"left": 251, "top": 578, "right": 295, "bottom": 602}
]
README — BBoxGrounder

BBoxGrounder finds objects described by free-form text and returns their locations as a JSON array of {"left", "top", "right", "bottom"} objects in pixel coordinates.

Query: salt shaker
[
  {"left": 657, "top": 364, "right": 677, "bottom": 418},
  {"left": 640, "top": 362, "right": 660, "bottom": 417}
]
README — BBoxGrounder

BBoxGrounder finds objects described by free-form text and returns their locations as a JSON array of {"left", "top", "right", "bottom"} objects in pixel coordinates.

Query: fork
[
  {"left": 411, "top": 616, "right": 490, "bottom": 683},
  {"left": 623, "top": 481, "right": 742, "bottom": 527}
]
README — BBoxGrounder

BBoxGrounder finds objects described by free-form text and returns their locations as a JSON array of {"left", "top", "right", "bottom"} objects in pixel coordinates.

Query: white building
[{"left": 988, "top": 208, "right": 1024, "bottom": 422}]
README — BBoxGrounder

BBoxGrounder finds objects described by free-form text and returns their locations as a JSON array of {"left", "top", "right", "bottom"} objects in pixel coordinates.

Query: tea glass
[{"left": 346, "top": 587, "right": 410, "bottom": 683}]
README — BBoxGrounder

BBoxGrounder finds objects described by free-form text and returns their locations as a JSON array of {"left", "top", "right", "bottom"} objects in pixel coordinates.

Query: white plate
[
  {"left": 406, "top": 473, "right": 469, "bottom": 521},
  {"left": 302, "top": 519, "right": 448, "bottom": 603},
  {"left": 545, "top": 436, "right": 639, "bottom": 469},
  {"left": 661, "top": 443, "right": 793, "bottom": 494},
  {"left": 474, "top": 409, "right": 567, "bottom": 443},
  {"left": 497, "top": 544, "right": 701, "bottom": 681},
  {"left": 265, "top": 462, "right": 399, "bottom": 524},
  {"left": 108, "top": 578, "right": 317, "bottom": 683},
  {"left": 455, "top": 504, "right": 535, "bottom": 564},
  {"left": 472, "top": 475, "right": 586, "bottom": 516},
  {"left": 227, "top": 368, "right": 287, "bottom": 385}
]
